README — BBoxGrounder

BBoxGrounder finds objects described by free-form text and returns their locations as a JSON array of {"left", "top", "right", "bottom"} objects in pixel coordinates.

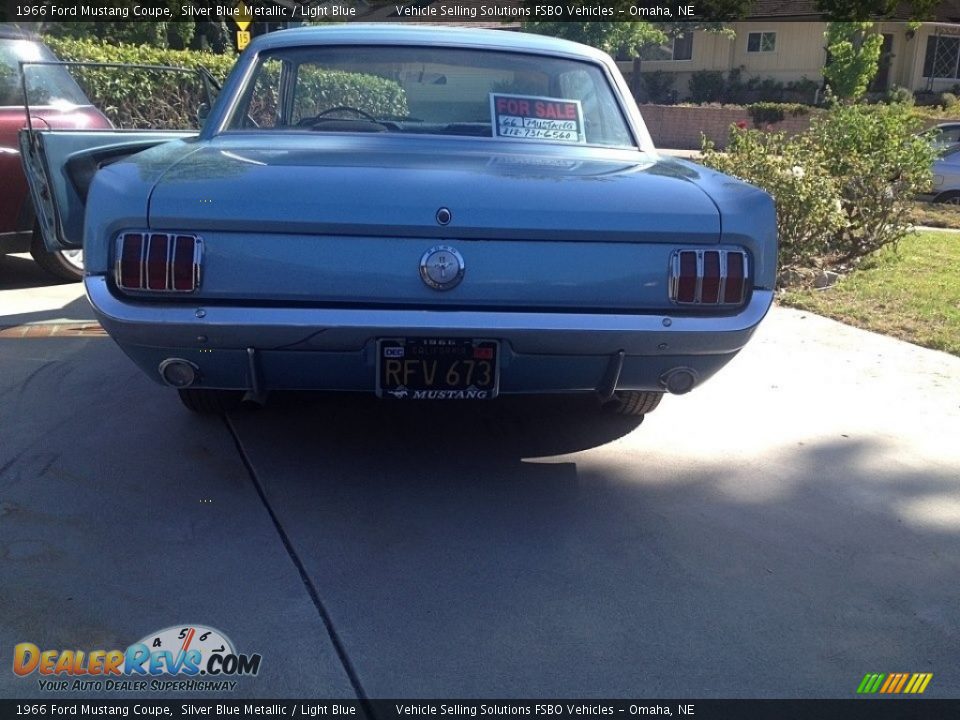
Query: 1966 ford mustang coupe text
[{"left": 21, "top": 26, "right": 777, "bottom": 416}]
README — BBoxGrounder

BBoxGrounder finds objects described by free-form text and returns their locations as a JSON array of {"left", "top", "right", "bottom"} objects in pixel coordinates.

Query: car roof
[{"left": 246, "top": 24, "right": 609, "bottom": 62}]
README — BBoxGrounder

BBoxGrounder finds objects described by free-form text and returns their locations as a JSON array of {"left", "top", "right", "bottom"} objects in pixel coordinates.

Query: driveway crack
[{"left": 223, "top": 414, "right": 370, "bottom": 705}]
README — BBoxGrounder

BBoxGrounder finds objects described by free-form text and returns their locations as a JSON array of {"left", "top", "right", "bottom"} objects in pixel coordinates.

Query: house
[{"left": 622, "top": 0, "right": 960, "bottom": 101}]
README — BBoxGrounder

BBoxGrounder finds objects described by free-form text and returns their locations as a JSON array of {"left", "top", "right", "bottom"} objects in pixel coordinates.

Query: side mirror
[{"left": 196, "top": 103, "right": 210, "bottom": 127}]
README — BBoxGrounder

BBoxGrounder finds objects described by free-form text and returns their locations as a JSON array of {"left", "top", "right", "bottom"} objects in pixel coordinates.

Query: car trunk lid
[{"left": 147, "top": 136, "right": 720, "bottom": 243}]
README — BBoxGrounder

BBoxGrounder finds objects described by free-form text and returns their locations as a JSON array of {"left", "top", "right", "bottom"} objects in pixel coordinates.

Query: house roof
[
  {"left": 746, "top": 0, "right": 820, "bottom": 18},
  {"left": 746, "top": 0, "right": 960, "bottom": 21}
]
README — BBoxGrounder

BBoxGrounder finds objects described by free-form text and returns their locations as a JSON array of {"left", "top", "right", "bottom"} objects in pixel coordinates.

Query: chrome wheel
[
  {"left": 29, "top": 229, "right": 84, "bottom": 282},
  {"left": 59, "top": 249, "right": 85, "bottom": 271}
]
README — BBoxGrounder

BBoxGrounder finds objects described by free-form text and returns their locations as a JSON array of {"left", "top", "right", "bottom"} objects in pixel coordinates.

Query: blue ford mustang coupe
[{"left": 21, "top": 26, "right": 777, "bottom": 416}]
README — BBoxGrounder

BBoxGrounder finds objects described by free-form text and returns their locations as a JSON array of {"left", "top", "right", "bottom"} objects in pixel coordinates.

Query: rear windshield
[
  {"left": 226, "top": 46, "right": 635, "bottom": 149},
  {"left": 0, "top": 39, "right": 89, "bottom": 107}
]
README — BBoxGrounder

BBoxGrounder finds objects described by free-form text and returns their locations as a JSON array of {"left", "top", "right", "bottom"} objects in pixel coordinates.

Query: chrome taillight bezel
[
  {"left": 668, "top": 248, "right": 750, "bottom": 306},
  {"left": 114, "top": 232, "right": 203, "bottom": 293}
]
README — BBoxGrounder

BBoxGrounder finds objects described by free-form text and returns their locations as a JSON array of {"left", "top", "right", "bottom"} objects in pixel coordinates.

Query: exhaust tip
[
  {"left": 159, "top": 358, "right": 199, "bottom": 388},
  {"left": 660, "top": 367, "right": 698, "bottom": 395}
]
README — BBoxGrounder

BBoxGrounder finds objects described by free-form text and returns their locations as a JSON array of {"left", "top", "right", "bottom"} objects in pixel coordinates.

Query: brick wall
[
  {"left": 639, "top": 104, "right": 821, "bottom": 150},
  {"left": 638, "top": 104, "right": 951, "bottom": 150}
]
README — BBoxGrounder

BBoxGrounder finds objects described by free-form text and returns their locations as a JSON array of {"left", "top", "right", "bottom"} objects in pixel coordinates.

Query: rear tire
[
  {"left": 29, "top": 230, "right": 84, "bottom": 282},
  {"left": 605, "top": 391, "right": 664, "bottom": 417},
  {"left": 934, "top": 190, "right": 960, "bottom": 205},
  {"left": 177, "top": 389, "right": 244, "bottom": 414}
]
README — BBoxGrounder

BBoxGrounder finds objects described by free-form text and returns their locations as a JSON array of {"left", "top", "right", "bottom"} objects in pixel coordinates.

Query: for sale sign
[{"left": 490, "top": 94, "right": 585, "bottom": 144}]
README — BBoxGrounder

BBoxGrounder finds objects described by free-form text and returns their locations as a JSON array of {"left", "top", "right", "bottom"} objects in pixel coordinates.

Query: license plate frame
[{"left": 376, "top": 338, "right": 500, "bottom": 400}]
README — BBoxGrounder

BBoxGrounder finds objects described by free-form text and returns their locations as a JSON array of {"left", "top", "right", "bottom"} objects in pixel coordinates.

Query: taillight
[
  {"left": 724, "top": 251, "right": 745, "bottom": 304},
  {"left": 115, "top": 232, "right": 201, "bottom": 292},
  {"left": 146, "top": 233, "right": 169, "bottom": 290},
  {"left": 118, "top": 233, "right": 143, "bottom": 289},
  {"left": 676, "top": 251, "right": 697, "bottom": 303},
  {"left": 669, "top": 248, "right": 749, "bottom": 306},
  {"left": 701, "top": 251, "right": 721, "bottom": 304}
]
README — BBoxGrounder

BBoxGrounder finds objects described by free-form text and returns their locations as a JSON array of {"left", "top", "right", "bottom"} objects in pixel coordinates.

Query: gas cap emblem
[{"left": 419, "top": 245, "right": 464, "bottom": 291}]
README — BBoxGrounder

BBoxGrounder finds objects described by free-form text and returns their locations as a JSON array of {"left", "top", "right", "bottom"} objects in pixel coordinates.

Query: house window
[
  {"left": 640, "top": 33, "right": 694, "bottom": 62},
  {"left": 923, "top": 35, "right": 960, "bottom": 78},
  {"left": 673, "top": 33, "right": 694, "bottom": 61},
  {"left": 747, "top": 32, "right": 777, "bottom": 53}
]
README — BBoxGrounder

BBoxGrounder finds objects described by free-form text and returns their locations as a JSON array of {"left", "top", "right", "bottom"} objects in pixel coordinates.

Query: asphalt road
[{"left": 1, "top": 252, "right": 959, "bottom": 700}]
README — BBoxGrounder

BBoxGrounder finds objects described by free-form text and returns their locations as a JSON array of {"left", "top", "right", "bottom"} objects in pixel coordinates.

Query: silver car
[{"left": 927, "top": 142, "right": 960, "bottom": 204}]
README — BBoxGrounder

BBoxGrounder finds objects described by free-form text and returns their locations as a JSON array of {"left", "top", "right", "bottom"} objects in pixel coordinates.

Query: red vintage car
[{"left": 0, "top": 24, "right": 110, "bottom": 281}]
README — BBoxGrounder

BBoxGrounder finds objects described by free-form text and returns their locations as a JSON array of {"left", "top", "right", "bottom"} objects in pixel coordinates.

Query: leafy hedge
[
  {"left": 41, "top": 36, "right": 408, "bottom": 130},
  {"left": 289, "top": 67, "right": 408, "bottom": 123},
  {"left": 701, "top": 102, "right": 937, "bottom": 286},
  {"left": 43, "top": 36, "right": 235, "bottom": 129},
  {"left": 746, "top": 102, "right": 809, "bottom": 126}
]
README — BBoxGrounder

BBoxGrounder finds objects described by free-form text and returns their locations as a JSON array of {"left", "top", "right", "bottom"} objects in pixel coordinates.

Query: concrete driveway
[{"left": 1, "top": 252, "right": 959, "bottom": 699}]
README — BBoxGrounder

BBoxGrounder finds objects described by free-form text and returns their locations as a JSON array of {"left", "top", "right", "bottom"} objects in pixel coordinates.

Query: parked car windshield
[
  {"left": 226, "top": 46, "right": 635, "bottom": 148},
  {"left": 0, "top": 39, "right": 89, "bottom": 108}
]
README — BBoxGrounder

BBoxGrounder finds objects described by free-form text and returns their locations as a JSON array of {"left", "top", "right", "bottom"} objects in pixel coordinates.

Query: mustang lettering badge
[{"left": 419, "top": 245, "right": 465, "bottom": 291}]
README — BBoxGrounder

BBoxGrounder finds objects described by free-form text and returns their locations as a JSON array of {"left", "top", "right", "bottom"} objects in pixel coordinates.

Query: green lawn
[{"left": 781, "top": 230, "right": 960, "bottom": 356}]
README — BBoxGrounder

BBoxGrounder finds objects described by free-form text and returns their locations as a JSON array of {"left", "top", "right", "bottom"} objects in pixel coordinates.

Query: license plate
[{"left": 377, "top": 338, "right": 499, "bottom": 400}]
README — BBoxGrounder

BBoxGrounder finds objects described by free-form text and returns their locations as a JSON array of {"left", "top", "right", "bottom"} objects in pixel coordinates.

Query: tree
[
  {"left": 816, "top": 0, "right": 940, "bottom": 20},
  {"left": 822, "top": 22, "right": 884, "bottom": 101},
  {"left": 521, "top": 0, "right": 757, "bottom": 59},
  {"left": 37, "top": 0, "right": 240, "bottom": 53},
  {"left": 521, "top": 22, "right": 667, "bottom": 59},
  {"left": 43, "top": 20, "right": 193, "bottom": 51}
]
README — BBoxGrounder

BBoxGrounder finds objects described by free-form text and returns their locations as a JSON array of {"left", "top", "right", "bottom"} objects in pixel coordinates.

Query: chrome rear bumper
[{"left": 85, "top": 275, "right": 773, "bottom": 357}]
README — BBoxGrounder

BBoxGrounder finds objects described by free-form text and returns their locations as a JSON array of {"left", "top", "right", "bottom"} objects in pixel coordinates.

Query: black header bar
[
  {"left": 1, "top": 699, "right": 958, "bottom": 720},
  {"left": 2, "top": 0, "right": 950, "bottom": 24}
]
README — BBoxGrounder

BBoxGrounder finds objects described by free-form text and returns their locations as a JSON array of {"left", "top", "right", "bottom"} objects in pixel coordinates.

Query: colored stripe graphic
[
  {"left": 907, "top": 673, "right": 933, "bottom": 694},
  {"left": 857, "top": 673, "right": 932, "bottom": 694},
  {"left": 894, "top": 673, "right": 910, "bottom": 693},
  {"left": 857, "top": 673, "right": 885, "bottom": 694},
  {"left": 882, "top": 673, "right": 907, "bottom": 693}
]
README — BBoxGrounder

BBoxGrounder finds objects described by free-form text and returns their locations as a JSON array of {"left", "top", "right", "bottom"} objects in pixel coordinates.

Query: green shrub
[
  {"left": 913, "top": 90, "right": 945, "bottom": 107},
  {"left": 641, "top": 70, "right": 675, "bottom": 104},
  {"left": 786, "top": 77, "right": 820, "bottom": 95},
  {"left": 724, "top": 66, "right": 746, "bottom": 103},
  {"left": 807, "top": 102, "right": 936, "bottom": 263},
  {"left": 701, "top": 102, "right": 936, "bottom": 284},
  {"left": 43, "top": 35, "right": 236, "bottom": 129},
  {"left": 746, "top": 101, "right": 809, "bottom": 126},
  {"left": 688, "top": 70, "right": 725, "bottom": 104},
  {"left": 756, "top": 76, "right": 784, "bottom": 101},
  {"left": 41, "top": 36, "right": 408, "bottom": 130},
  {"left": 291, "top": 67, "right": 408, "bottom": 121},
  {"left": 942, "top": 92, "right": 959, "bottom": 111},
  {"left": 883, "top": 85, "right": 915, "bottom": 106},
  {"left": 702, "top": 129, "right": 846, "bottom": 276}
]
